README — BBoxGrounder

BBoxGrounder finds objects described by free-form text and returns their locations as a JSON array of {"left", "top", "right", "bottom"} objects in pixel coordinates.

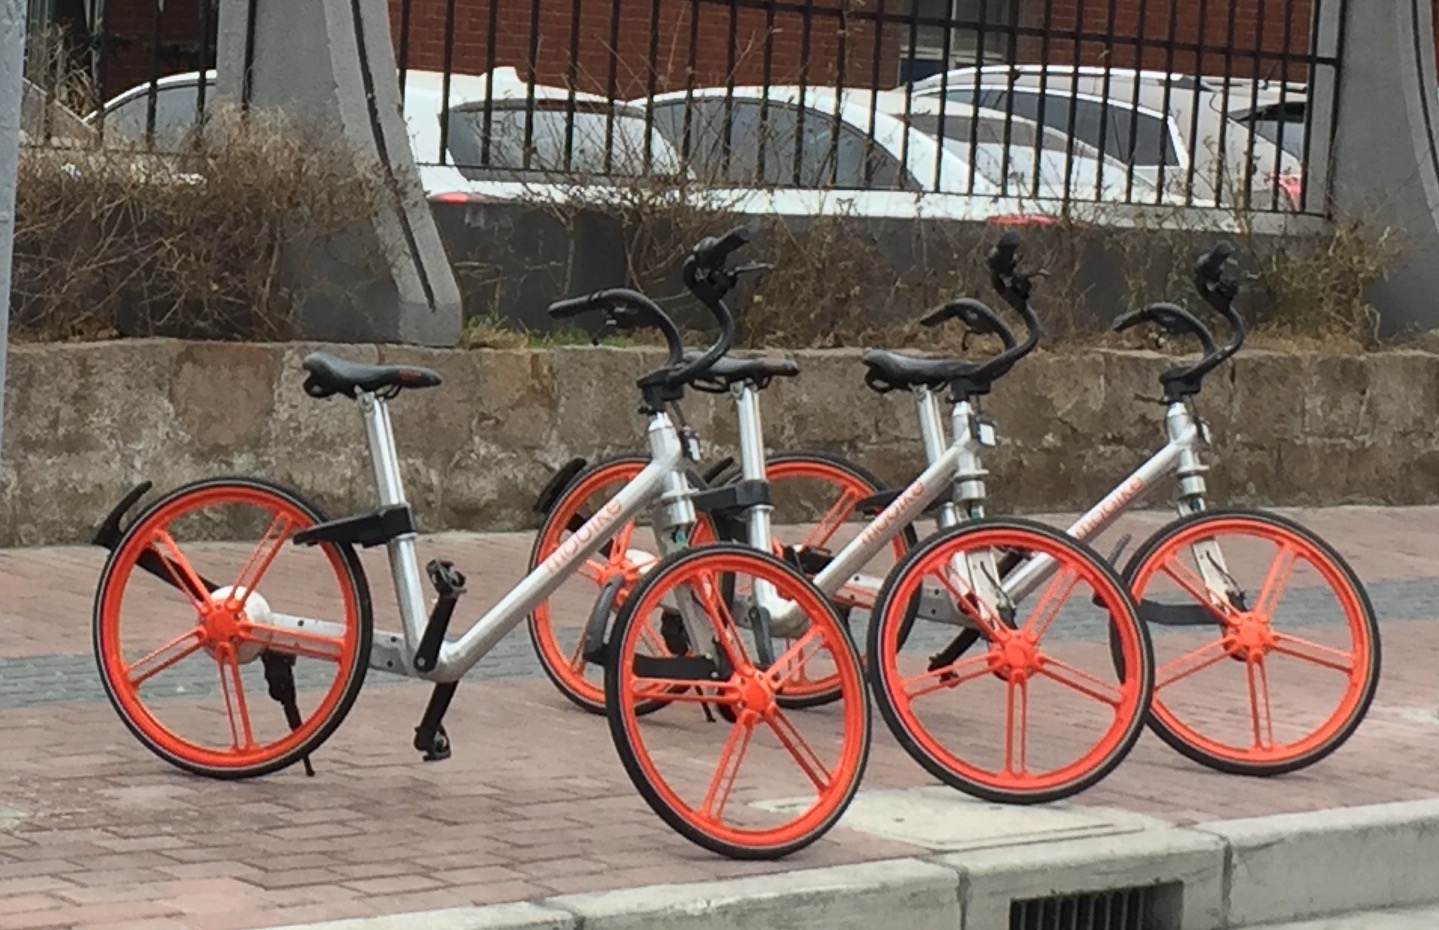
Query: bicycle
[
  {"left": 1026, "top": 241, "right": 1378, "bottom": 776},
  {"left": 594, "top": 232, "right": 1157, "bottom": 804},
  {"left": 528, "top": 333, "right": 917, "bottom": 717},
  {"left": 858, "top": 238, "right": 1379, "bottom": 778},
  {"left": 88, "top": 229, "right": 872, "bottom": 861}
]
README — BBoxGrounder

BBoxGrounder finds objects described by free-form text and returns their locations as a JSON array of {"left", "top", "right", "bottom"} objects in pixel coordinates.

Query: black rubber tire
[
  {"left": 866, "top": 516, "right": 1154, "bottom": 804},
  {"left": 605, "top": 543, "right": 871, "bottom": 860},
  {"left": 1120, "top": 508, "right": 1382, "bottom": 777},
  {"left": 92, "top": 476, "right": 373, "bottom": 780}
]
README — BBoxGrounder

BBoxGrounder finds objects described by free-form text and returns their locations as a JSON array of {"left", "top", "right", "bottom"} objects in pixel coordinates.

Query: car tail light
[{"left": 1275, "top": 170, "right": 1303, "bottom": 209}]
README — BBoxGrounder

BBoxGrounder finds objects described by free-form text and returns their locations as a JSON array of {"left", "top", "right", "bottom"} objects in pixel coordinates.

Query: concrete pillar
[
  {"left": 213, "top": 0, "right": 462, "bottom": 346},
  {"left": 1320, "top": 0, "right": 1439, "bottom": 338}
]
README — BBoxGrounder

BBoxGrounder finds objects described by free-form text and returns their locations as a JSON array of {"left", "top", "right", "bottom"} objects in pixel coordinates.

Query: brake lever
[{"left": 733, "top": 261, "right": 774, "bottom": 276}]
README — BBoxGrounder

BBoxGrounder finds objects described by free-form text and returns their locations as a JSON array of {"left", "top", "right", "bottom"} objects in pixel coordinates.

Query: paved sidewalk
[
  {"left": 1252, "top": 905, "right": 1439, "bottom": 929},
  {"left": 0, "top": 505, "right": 1437, "bottom": 930}
]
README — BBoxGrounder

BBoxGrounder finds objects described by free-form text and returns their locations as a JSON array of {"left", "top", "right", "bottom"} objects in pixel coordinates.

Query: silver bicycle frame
[
  {"left": 754, "top": 379, "right": 1234, "bottom": 630},
  {"left": 260, "top": 391, "right": 699, "bottom": 682}
]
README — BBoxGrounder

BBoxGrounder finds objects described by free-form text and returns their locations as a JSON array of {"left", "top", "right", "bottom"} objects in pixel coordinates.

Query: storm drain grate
[{"left": 1009, "top": 881, "right": 1182, "bottom": 930}]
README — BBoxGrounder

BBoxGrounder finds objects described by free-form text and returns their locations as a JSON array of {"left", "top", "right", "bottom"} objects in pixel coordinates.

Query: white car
[
  {"left": 909, "top": 65, "right": 1304, "bottom": 209},
  {"left": 89, "top": 68, "right": 684, "bottom": 204},
  {"left": 635, "top": 84, "right": 1099, "bottom": 221},
  {"left": 868, "top": 92, "right": 1171, "bottom": 204}
]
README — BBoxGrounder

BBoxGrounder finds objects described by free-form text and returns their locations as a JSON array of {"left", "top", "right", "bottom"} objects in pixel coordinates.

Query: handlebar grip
[
  {"left": 693, "top": 226, "right": 752, "bottom": 269},
  {"left": 1195, "top": 241, "right": 1235, "bottom": 282},
  {"left": 986, "top": 230, "right": 1022, "bottom": 277},
  {"left": 548, "top": 293, "right": 604, "bottom": 319},
  {"left": 1111, "top": 303, "right": 1219, "bottom": 355},
  {"left": 920, "top": 299, "right": 1018, "bottom": 350}
]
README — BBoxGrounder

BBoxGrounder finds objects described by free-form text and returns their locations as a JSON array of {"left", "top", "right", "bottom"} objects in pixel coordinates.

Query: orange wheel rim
[
  {"left": 96, "top": 485, "right": 360, "bottom": 770},
  {"left": 1131, "top": 517, "right": 1374, "bottom": 764},
  {"left": 764, "top": 457, "right": 903, "bottom": 699},
  {"left": 530, "top": 460, "right": 717, "bottom": 707},
  {"left": 617, "top": 551, "right": 866, "bottom": 848},
  {"left": 876, "top": 527, "right": 1147, "bottom": 793}
]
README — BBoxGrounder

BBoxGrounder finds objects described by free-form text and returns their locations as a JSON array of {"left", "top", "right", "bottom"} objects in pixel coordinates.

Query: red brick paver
[{"left": 1, "top": 506, "right": 1437, "bottom": 930}]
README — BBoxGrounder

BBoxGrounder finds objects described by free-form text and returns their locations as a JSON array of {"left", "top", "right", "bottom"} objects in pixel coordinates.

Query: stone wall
[{"left": 3, "top": 338, "right": 1438, "bottom": 548}]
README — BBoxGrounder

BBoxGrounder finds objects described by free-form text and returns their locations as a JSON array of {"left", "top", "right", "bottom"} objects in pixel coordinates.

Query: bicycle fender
[{"left": 532, "top": 457, "right": 589, "bottom": 516}]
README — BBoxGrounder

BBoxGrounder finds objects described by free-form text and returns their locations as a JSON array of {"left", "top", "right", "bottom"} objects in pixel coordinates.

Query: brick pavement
[{"left": 0, "top": 506, "right": 1437, "bottom": 929}]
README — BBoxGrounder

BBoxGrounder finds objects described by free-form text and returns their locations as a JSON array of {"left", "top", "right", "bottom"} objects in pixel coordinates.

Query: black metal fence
[{"left": 19, "top": 0, "right": 1340, "bottom": 215}]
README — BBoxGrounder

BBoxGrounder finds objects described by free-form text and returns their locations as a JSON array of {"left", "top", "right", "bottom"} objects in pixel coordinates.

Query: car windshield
[{"left": 446, "top": 101, "right": 683, "bottom": 179}]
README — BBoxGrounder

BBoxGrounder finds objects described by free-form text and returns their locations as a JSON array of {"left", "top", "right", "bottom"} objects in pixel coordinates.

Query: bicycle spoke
[
  {"left": 125, "top": 627, "right": 206, "bottom": 687},
  {"left": 1254, "top": 544, "right": 1298, "bottom": 621},
  {"left": 1270, "top": 632, "right": 1356, "bottom": 674},
  {"left": 700, "top": 716, "right": 755, "bottom": 823},
  {"left": 609, "top": 521, "right": 637, "bottom": 568},
  {"left": 1154, "top": 639, "right": 1229, "bottom": 690},
  {"left": 767, "top": 628, "right": 825, "bottom": 689},
  {"left": 217, "top": 649, "right": 256, "bottom": 752},
  {"left": 1247, "top": 657, "right": 1275, "bottom": 750},
  {"left": 1157, "top": 555, "right": 1234, "bottom": 624},
  {"left": 766, "top": 709, "right": 832, "bottom": 792},
  {"left": 631, "top": 680, "right": 740, "bottom": 705},
  {"left": 694, "top": 573, "right": 754, "bottom": 672},
  {"left": 228, "top": 513, "right": 293, "bottom": 605},
  {"left": 1038, "top": 655, "right": 1124, "bottom": 708},
  {"left": 151, "top": 530, "right": 212, "bottom": 609},
  {"left": 1004, "top": 677, "right": 1029, "bottom": 776},
  {"left": 577, "top": 559, "right": 607, "bottom": 584},
  {"left": 802, "top": 490, "right": 861, "bottom": 551},
  {"left": 900, "top": 653, "right": 991, "bottom": 701},
  {"left": 1020, "top": 567, "right": 1079, "bottom": 641},
  {"left": 933, "top": 566, "right": 1005, "bottom": 638},
  {"left": 239, "top": 623, "right": 346, "bottom": 663}
]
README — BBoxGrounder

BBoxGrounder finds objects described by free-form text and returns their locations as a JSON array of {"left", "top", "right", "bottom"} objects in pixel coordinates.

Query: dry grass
[{"left": 13, "top": 105, "right": 394, "bottom": 342}]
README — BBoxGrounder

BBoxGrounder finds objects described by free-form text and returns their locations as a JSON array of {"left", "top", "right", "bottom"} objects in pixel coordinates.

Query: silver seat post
[
  {"left": 733, "top": 382, "right": 773, "bottom": 551},
  {"left": 914, "top": 387, "right": 962, "bottom": 529},
  {"left": 358, "top": 393, "right": 429, "bottom": 654}
]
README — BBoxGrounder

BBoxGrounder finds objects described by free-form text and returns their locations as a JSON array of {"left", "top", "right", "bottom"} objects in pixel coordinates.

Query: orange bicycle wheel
[
  {"left": 868, "top": 518, "right": 1153, "bottom": 803},
  {"left": 1122, "top": 509, "right": 1380, "bottom": 776},
  {"left": 93, "top": 477, "right": 371, "bottom": 779},
  {"left": 526, "top": 456, "right": 718, "bottom": 715},
  {"left": 606, "top": 543, "right": 870, "bottom": 859},
  {"left": 761, "top": 451, "right": 917, "bottom": 708}
]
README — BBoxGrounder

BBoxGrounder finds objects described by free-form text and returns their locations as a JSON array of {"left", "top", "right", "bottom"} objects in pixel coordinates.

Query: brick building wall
[
  {"left": 388, "top": 0, "right": 896, "bottom": 99},
  {"left": 59, "top": 0, "right": 1439, "bottom": 102}
]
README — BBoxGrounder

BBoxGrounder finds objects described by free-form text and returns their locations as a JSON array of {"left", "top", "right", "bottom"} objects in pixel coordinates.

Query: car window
[
  {"left": 650, "top": 98, "right": 920, "bottom": 191},
  {"left": 944, "top": 87, "right": 1179, "bottom": 168},
  {"left": 104, "top": 83, "right": 206, "bottom": 142},
  {"left": 1236, "top": 102, "right": 1306, "bottom": 157},
  {"left": 446, "top": 101, "right": 682, "bottom": 179}
]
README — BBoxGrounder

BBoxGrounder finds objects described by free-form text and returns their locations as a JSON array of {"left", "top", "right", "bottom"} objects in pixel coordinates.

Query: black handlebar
[
  {"left": 545, "top": 225, "right": 754, "bottom": 397},
  {"left": 692, "top": 227, "right": 752, "bottom": 271},
  {"left": 548, "top": 288, "right": 687, "bottom": 368},
  {"left": 1110, "top": 240, "right": 1248, "bottom": 398},
  {"left": 977, "top": 232, "right": 1042, "bottom": 380},
  {"left": 920, "top": 298, "right": 1018, "bottom": 351}
]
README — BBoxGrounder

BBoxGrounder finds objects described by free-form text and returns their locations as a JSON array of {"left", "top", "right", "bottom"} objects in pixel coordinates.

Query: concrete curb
[{"left": 261, "top": 799, "right": 1439, "bottom": 930}]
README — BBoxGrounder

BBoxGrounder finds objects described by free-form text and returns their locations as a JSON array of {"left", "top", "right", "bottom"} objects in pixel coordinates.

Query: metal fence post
[{"left": 0, "top": 0, "right": 28, "bottom": 462}]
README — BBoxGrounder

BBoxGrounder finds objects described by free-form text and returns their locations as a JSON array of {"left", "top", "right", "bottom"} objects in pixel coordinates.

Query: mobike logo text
[
  {"left": 855, "top": 481, "right": 926, "bottom": 551},
  {"left": 1072, "top": 475, "right": 1145, "bottom": 540},
  {"left": 543, "top": 498, "right": 626, "bottom": 576}
]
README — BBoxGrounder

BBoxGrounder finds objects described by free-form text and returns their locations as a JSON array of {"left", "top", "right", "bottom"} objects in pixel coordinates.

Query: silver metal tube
[
  {"left": 734, "top": 384, "right": 773, "bottom": 550},
  {"left": 360, "top": 394, "right": 429, "bottom": 655},
  {"left": 0, "top": 0, "right": 26, "bottom": 460}
]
